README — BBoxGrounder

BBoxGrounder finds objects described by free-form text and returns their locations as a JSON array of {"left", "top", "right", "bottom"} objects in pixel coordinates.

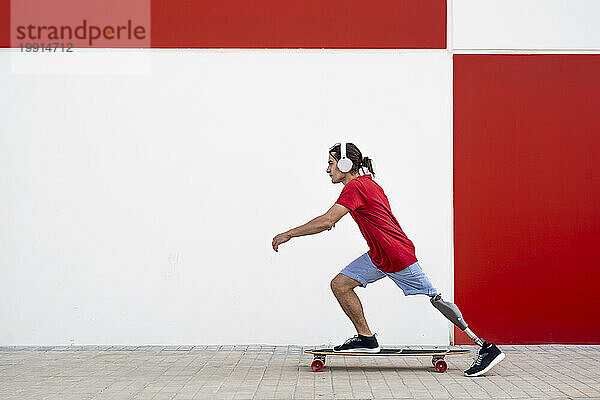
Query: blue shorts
[{"left": 339, "top": 253, "right": 438, "bottom": 296}]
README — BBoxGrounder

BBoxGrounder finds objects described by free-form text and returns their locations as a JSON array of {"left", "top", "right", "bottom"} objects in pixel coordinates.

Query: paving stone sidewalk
[{"left": 1, "top": 345, "right": 599, "bottom": 399}]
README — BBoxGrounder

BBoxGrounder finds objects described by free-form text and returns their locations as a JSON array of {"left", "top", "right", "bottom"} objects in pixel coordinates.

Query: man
[{"left": 272, "top": 142, "right": 505, "bottom": 377}]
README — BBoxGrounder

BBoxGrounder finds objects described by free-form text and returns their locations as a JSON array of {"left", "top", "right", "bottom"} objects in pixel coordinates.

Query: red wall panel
[
  {"left": 149, "top": 0, "right": 447, "bottom": 48},
  {"left": 0, "top": 0, "right": 446, "bottom": 48},
  {"left": 453, "top": 55, "right": 600, "bottom": 344},
  {"left": 0, "top": 0, "right": 8, "bottom": 47}
]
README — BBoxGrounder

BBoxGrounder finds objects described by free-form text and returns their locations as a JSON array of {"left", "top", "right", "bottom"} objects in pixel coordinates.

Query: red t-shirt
[{"left": 335, "top": 174, "right": 417, "bottom": 273}]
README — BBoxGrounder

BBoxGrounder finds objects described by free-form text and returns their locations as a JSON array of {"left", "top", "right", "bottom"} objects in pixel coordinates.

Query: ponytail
[{"left": 361, "top": 156, "right": 376, "bottom": 177}]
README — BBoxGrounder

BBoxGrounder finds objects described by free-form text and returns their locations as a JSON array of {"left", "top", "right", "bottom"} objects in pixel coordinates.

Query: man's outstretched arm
[{"left": 272, "top": 204, "right": 349, "bottom": 252}]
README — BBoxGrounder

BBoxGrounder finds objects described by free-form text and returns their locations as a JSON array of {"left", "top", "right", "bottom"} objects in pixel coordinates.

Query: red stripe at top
[{"left": 150, "top": 0, "right": 446, "bottom": 49}]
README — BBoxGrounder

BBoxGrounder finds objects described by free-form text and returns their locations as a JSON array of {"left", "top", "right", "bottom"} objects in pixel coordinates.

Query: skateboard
[{"left": 304, "top": 347, "right": 470, "bottom": 373}]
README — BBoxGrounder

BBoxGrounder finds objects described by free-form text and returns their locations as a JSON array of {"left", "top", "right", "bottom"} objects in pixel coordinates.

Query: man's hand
[{"left": 272, "top": 232, "right": 292, "bottom": 252}]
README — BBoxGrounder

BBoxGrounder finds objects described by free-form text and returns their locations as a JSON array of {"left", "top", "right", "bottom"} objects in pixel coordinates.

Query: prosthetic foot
[{"left": 430, "top": 293, "right": 505, "bottom": 376}]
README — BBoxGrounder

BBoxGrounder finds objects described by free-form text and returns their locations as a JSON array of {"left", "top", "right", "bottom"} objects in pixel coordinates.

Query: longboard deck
[
  {"left": 305, "top": 348, "right": 470, "bottom": 356},
  {"left": 306, "top": 347, "right": 471, "bottom": 372}
]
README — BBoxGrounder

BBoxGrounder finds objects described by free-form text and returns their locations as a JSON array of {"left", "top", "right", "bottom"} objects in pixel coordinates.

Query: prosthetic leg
[{"left": 430, "top": 293, "right": 485, "bottom": 347}]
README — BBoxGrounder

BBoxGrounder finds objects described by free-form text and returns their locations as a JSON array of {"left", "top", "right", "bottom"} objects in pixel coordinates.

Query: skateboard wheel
[
  {"left": 311, "top": 359, "right": 325, "bottom": 372},
  {"left": 434, "top": 359, "right": 447, "bottom": 373},
  {"left": 432, "top": 356, "right": 444, "bottom": 366}
]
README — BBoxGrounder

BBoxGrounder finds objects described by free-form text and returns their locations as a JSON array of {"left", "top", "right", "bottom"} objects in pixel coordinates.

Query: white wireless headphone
[{"left": 337, "top": 142, "right": 353, "bottom": 173}]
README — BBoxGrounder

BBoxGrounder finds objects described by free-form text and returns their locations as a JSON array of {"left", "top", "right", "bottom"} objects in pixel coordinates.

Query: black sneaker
[
  {"left": 333, "top": 334, "right": 380, "bottom": 353},
  {"left": 464, "top": 342, "right": 505, "bottom": 377}
]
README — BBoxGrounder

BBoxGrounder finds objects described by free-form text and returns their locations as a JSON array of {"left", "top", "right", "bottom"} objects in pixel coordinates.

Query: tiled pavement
[{"left": 1, "top": 345, "right": 599, "bottom": 399}]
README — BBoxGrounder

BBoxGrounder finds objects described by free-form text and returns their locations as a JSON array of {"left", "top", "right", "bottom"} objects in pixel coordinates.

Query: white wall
[
  {"left": 453, "top": 0, "right": 600, "bottom": 50},
  {"left": 0, "top": 50, "right": 453, "bottom": 346}
]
